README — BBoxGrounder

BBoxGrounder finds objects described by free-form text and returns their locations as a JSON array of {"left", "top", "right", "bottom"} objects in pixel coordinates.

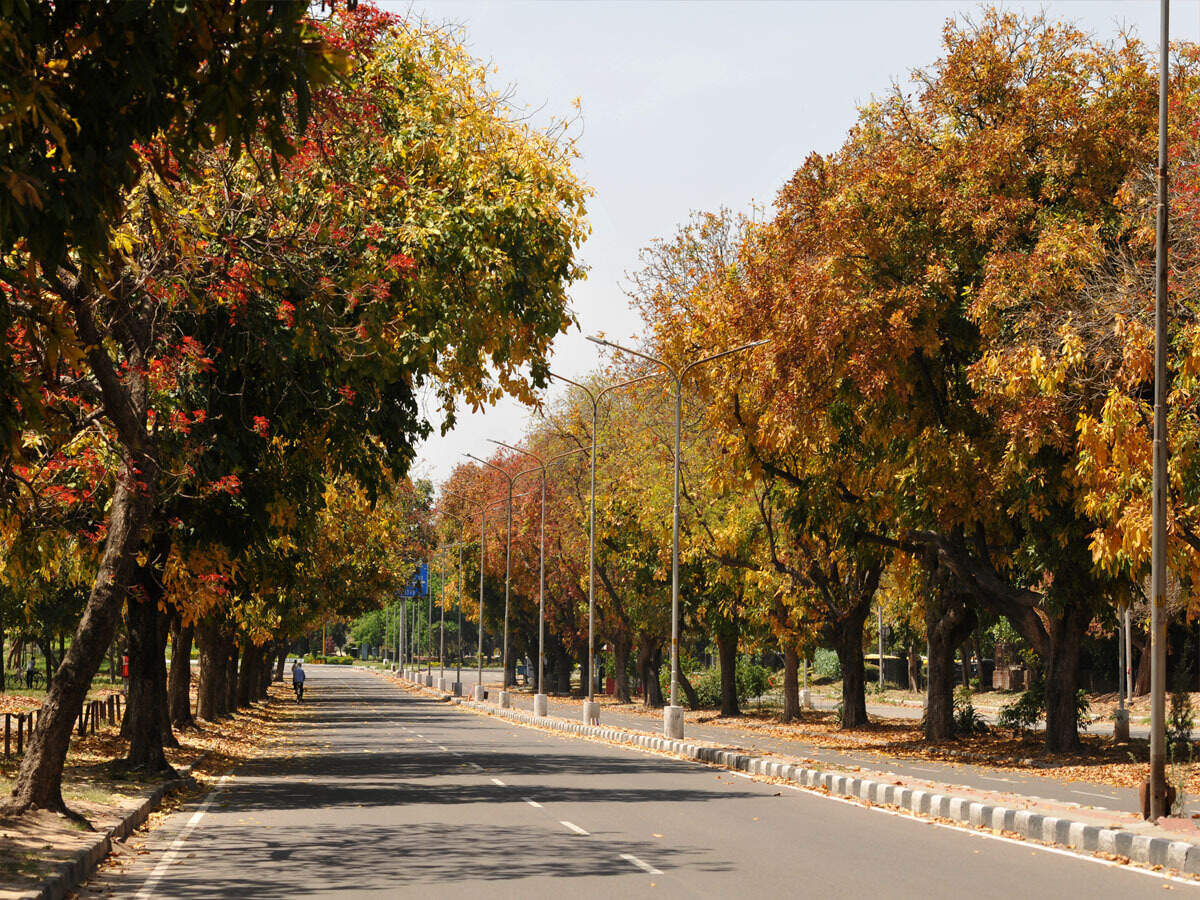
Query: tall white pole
[{"left": 1148, "top": 0, "right": 1170, "bottom": 821}]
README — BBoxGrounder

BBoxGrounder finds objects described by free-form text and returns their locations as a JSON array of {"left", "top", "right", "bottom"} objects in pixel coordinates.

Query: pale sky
[{"left": 389, "top": 0, "right": 1196, "bottom": 487}]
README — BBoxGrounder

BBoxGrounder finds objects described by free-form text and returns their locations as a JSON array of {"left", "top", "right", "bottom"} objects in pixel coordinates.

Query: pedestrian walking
[{"left": 25, "top": 656, "right": 34, "bottom": 690}]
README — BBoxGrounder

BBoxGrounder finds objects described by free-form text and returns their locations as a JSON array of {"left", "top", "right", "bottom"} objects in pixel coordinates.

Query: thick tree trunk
[
  {"left": 925, "top": 584, "right": 975, "bottom": 741},
  {"left": 1043, "top": 606, "right": 1089, "bottom": 753},
  {"left": 196, "top": 618, "right": 227, "bottom": 721},
  {"left": 553, "top": 648, "right": 572, "bottom": 696},
  {"left": 0, "top": 623, "right": 5, "bottom": 693},
  {"left": 613, "top": 634, "right": 632, "bottom": 703},
  {"left": 122, "top": 538, "right": 174, "bottom": 775},
  {"left": 4, "top": 473, "right": 152, "bottom": 815},
  {"left": 637, "top": 638, "right": 664, "bottom": 708},
  {"left": 782, "top": 645, "right": 801, "bottom": 722},
  {"left": 716, "top": 630, "right": 740, "bottom": 717},
  {"left": 1134, "top": 633, "right": 1151, "bottom": 696},
  {"left": 835, "top": 625, "right": 869, "bottom": 729},
  {"left": 236, "top": 644, "right": 256, "bottom": 708},
  {"left": 168, "top": 621, "right": 195, "bottom": 729}
]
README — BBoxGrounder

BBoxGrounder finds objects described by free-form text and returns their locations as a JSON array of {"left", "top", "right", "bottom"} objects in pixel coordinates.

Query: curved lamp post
[
  {"left": 585, "top": 335, "right": 768, "bottom": 739},
  {"left": 550, "top": 370, "right": 664, "bottom": 725},
  {"left": 488, "top": 441, "right": 587, "bottom": 717}
]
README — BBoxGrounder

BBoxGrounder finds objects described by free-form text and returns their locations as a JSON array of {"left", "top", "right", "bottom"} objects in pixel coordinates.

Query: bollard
[
  {"left": 91, "top": 701, "right": 97, "bottom": 734},
  {"left": 78, "top": 705, "right": 87, "bottom": 737},
  {"left": 3, "top": 713, "right": 9, "bottom": 758},
  {"left": 16, "top": 714, "right": 23, "bottom": 755}
]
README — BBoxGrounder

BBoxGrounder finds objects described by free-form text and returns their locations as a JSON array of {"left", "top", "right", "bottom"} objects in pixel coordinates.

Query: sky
[{"left": 388, "top": 0, "right": 1197, "bottom": 488}]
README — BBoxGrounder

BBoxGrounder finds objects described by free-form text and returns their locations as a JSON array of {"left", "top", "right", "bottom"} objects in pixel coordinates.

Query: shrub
[
  {"left": 686, "top": 658, "right": 772, "bottom": 708},
  {"left": 954, "top": 686, "right": 987, "bottom": 735},
  {"left": 813, "top": 648, "right": 840, "bottom": 682},
  {"left": 998, "top": 681, "right": 1090, "bottom": 735},
  {"left": 998, "top": 680, "right": 1045, "bottom": 734}
]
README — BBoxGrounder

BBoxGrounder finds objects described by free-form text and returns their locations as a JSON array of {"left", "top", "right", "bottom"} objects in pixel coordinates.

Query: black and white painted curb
[
  {"left": 440, "top": 690, "right": 1200, "bottom": 876},
  {"left": 18, "top": 756, "right": 206, "bottom": 900}
]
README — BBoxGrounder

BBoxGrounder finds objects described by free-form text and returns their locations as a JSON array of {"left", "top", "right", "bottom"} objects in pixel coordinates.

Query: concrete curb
[
  {"left": 446, "top": 692, "right": 1200, "bottom": 875},
  {"left": 17, "top": 755, "right": 206, "bottom": 900}
]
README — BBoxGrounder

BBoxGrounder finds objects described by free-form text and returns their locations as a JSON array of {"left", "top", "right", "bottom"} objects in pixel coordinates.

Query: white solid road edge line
[
  {"left": 131, "top": 774, "right": 231, "bottom": 900},
  {"left": 620, "top": 853, "right": 663, "bottom": 876},
  {"left": 561, "top": 820, "right": 589, "bottom": 835}
]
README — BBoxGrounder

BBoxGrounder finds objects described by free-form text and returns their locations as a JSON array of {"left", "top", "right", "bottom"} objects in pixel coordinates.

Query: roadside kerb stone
[{"left": 387, "top": 672, "right": 1200, "bottom": 875}]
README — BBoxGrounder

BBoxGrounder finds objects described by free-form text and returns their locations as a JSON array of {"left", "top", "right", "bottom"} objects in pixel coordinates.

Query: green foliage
[
  {"left": 686, "top": 658, "right": 772, "bottom": 708},
  {"left": 1169, "top": 688, "right": 1195, "bottom": 756},
  {"left": 998, "top": 681, "right": 1046, "bottom": 734},
  {"left": 954, "top": 686, "right": 988, "bottom": 735},
  {"left": 813, "top": 648, "right": 841, "bottom": 681}
]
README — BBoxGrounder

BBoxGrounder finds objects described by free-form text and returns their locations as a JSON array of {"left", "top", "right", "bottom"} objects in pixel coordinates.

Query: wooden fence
[{"left": 3, "top": 694, "right": 123, "bottom": 758}]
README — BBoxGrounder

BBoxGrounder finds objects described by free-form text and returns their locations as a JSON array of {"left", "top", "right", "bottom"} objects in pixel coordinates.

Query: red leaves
[
  {"left": 251, "top": 416, "right": 270, "bottom": 437},
  {"left": 336, "top": 385, "right": 357, "bottom": 405},
  {"left": 387, "top": 252, "right": 415, "bottom": 275}
]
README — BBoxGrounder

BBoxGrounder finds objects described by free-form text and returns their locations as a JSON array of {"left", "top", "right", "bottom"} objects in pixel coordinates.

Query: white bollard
[
  {"left": 582, "top": 700, "right": 600, "bottom": 726},
  {"left": 800, "top": 689, "right": 811, "bottom": 710},
  {"left": 534, "top": 694, "right": 548, "bottom": 717},
  {"left": 664, "top": 705, "right": 685, "bottom": 739},
  {"left": 424, "top": 674, "right": 433, "bottom": 687},
  {"left": 472, "top": 685, "right": 486, "bottom": 702},
  {"left": 498, "top": 691, "right": 511, "bottom": 709},
  {"left": 437, "top": 677, "right": 447, "bottom": 692}
]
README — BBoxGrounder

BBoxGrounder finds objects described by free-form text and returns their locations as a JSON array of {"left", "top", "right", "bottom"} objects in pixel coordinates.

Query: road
[
  {"left": 443, "top": 666, "right": 1137, "bottom": 813},
  {"left": 87, "top": 665, "right": 1189, "bottom": 897}
]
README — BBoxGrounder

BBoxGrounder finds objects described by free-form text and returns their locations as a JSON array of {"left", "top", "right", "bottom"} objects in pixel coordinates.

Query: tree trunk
[
  {"left": 781, "top": 645, "right": 801, "bottom": 722},
  {"left": 274, "top": 646, "right": 287, "bottom": 683},
  {"left": 1043, "top": 605, "right": 1089, "bottom": 753},
  {"left": 677, "top": 664, "right": 701, "bottom": 710},
  {"left": 1134, "top": 633, "right": 1151, "bottom": 696},
  {"left": 613, "top": 634, "right": 632, "bottom": 703},
  {"left": 924, "top": 582, "right": 975, "bottom": 741},
  {"left": 646, "top": 645, "right": 664, "bottom": 708},
  {"left": 224, "top": 633, "right": 239, "bottom": 712},
  {"left": 637, "top": 638, "right": 664, "bottom": 708},
  {"left": 196, "top": 618, "right": 227, "bottom": 721},
  {"left": 156, "top": 606, "right": 177, "bottom": 749},
  {"left": 0, "top": 622, "right": 6, "bottom": 692},
  {"left": 834, "top": 623, "right": 869, "bottom": 729},
  {"left": 169, "top": 620, "right": 195, "bottom": 729},
  {"left": 122, "top": 550, "right": 174, "bottom": 775},
  {"left": 716, "top": 630, "right": 740, "bottom": 717},
  {"left": 907, "top": 640, "right": 922, "bottom": 693},
  {"left": 554, "top": 648, "right": 572, "bottom": 696},
  {"left": 4, "top": 471, "right": 153, "bottom": 815}
]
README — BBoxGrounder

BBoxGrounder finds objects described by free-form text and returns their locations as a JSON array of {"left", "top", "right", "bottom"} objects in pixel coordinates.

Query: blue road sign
[{"left": 400, "top": 562, "right": 429, "bottom": 598}]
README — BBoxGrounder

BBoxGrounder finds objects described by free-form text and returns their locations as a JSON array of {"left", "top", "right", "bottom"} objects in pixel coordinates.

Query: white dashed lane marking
[
  {"left": 620, "top": 853, "right": 662, "bottom": 876},
  {"left": 561, "top": 821, "right": 589, "bottom": 835}
]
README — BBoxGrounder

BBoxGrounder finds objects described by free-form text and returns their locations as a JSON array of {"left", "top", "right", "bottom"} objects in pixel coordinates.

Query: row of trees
[
  {"left": 435, "top": 11, "right": 1200, "bottom": 755},
  {"left": 0, "top": 2, "right": 588, "bottom": 817}
]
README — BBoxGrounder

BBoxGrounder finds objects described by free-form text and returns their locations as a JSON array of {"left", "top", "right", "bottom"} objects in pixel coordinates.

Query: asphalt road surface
[
  {"left": 85, "top": 666, "right": 1191, "bottom": 898},
  {"left": 442, "top": 665, "right": 1137, "bottom": 812}
]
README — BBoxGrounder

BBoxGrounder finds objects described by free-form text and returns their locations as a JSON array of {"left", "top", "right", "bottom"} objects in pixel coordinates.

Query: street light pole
[
  {"left": 1148, "top": 0, "right": 1170, "bottom": 822},
  {"left": 465, "top": 454, "right": 518, "bottom": 708},
  {"left": 550, "top": 371, "right": 665, "bottom": 726},
  {"left": 586, "top": 335, "right": 768, "bottom": 740},
  {"left": 490, "top": 441, "right": 587, "bottom": 717}
]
